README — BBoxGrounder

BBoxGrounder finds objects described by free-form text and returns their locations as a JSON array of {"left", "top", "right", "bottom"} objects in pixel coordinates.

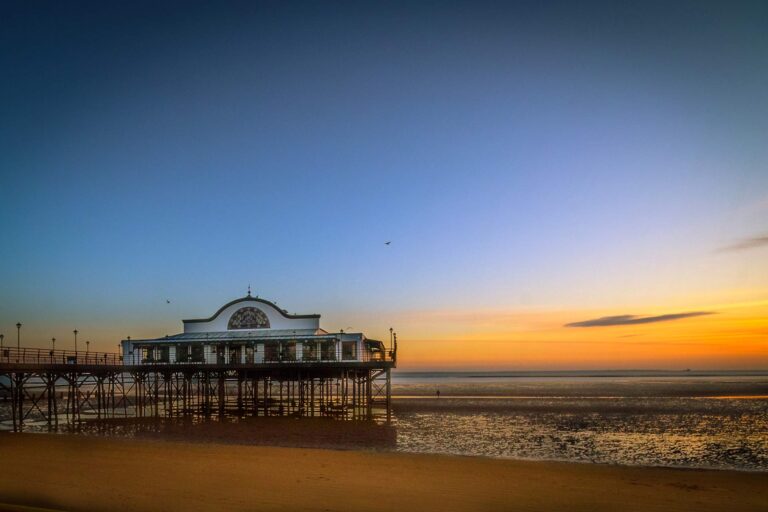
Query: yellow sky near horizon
[
  {"left": 391, "top": 299, "right": 768, "bottom": 370},
  {"left": 2, "top": 296, "right": 765, "bottom": 371}
]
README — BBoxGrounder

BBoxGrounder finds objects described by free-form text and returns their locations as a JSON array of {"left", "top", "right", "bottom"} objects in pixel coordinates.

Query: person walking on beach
[{"left": 436, "top": 388, "right": 441, "bottom": 399}]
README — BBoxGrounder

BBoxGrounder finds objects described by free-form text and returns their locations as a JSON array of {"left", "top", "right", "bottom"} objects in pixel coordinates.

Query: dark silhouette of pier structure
[{"left": 0, "top": 347, "right": 395, "bottom": 432}]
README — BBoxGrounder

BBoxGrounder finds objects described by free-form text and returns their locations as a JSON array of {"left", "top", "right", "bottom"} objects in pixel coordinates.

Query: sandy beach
[{"left": 0, "top": 434, "right": 766, "bottom": 512}]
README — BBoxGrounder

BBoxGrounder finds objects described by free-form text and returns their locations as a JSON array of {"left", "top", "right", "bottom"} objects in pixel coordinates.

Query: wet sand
[
  {"left": 1, "top": 434, "right": 767, "bottom": 512},
  {"left": 74, "top": 416, "right": 398, "bottom": 451},
  {"left": 391, "top": 376, "right": 768, "bottom": 398}
]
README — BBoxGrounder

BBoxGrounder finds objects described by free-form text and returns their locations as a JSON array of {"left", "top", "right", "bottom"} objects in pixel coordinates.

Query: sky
[{"left": 1, "top": 1, "right": 767, "bottom": 370}]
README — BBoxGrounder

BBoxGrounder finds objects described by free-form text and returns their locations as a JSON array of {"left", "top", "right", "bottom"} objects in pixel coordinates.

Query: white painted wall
[
  {"left": 119, "top": 338, "right": 377, "bottom": 365},
  {"left": 183, "top": 298, "right": 320, "bottom": 333}
]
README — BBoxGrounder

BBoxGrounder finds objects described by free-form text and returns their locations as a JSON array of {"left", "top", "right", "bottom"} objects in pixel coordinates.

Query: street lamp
[
  {"left": 390, "top": 331, "right": 397, "bottom": 362},
  {"left": 0, "top": 334, "right": 4, "bottom": 349},
  {"left": 86, "top": 340, "right": 90, "bottom": 354},
  {"left": 51, "top": 337, "right": 56, "bottom": 351},
  {"left": 73, "top": 329, "right": 78, "bottom": 353},
  {"left": 16, "top": 322, "right": 22, "bottom": 350}
]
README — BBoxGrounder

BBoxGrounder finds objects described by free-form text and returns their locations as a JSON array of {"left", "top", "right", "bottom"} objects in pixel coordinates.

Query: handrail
[
  {"left": 123, "top": 349, "right": 394, "bottom": 365},
  {"left": 0, "top": 347, "right": 122, "bottom": 366},
  {"left": 0, "top": 345, "right": 396, "bottom": 367}
]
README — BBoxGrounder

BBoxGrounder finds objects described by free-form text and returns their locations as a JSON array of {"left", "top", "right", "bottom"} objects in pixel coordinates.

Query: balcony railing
[
  {"left": 0, "top": 346, "right": 396, "bottom": 367},
  {"left": 124, "top": 348, "right": 395, "bottom": 365},
  {"left": 0, "top": 347, "right": 122, "bottom": 366}
]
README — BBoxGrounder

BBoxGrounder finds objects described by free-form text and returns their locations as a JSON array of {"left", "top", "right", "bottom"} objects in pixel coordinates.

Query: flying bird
[
  {"left": 166, "top": 299, "right": 171, "bottom": 304},
  {"left": 385, "top": 241, "right": 391, "bottom": 245}
]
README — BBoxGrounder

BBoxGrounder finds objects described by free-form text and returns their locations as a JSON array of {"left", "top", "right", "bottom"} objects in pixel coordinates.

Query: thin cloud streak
[
  {"left": 716, "top": 235, "right": 768, "bottom": 253},
  {"left": 565, "top": 311, "right": 716, "bottom": 328}
]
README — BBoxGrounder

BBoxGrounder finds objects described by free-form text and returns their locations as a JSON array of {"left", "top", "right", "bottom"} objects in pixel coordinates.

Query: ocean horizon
[{"left": 394, "top": 369, "right": 768, "bottom": 379}]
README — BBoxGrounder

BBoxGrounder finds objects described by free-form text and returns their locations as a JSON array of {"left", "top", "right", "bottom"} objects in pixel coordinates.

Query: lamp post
[
  {"left": 73, "top": 329, "right": 78, "bottom": 354},
  {"left": 0, "top": 333, "right": 4, "bottom": 349},
  {"left": 52, "top": 337, "right": 56, "bottom": 350},
  {"left": 393, "top": 332, "right": 398, "bottom": 363},
  {"left": 86, "top": 340, "right": 90, "bottom": 354},
  {"left": 16, "top": 322, "right": 22, "bottom": 349}
]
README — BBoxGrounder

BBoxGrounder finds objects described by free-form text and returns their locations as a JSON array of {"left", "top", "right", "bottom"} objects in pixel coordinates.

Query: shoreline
[
  {"left": 392, "top": 394, "right": 768, "bottom": 399},
  {"left": 2, "top": 434, "right": 767, "bottom": 512},
  {"left": 3, "top": 429, "right": 767, "bottom": 474}
]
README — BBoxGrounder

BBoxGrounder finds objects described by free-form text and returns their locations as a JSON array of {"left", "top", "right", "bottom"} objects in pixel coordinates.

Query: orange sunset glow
[{"left": 392, "top": 299, "right": 768, "bottom": 370}]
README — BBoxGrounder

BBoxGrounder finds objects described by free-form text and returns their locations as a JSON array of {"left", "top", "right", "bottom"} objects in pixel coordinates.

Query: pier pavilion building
[
  {"left": 120, "top": 293, "right": 391, "bottom": 365},
  {"left": 0, "top": 293, "right": 397, "bottom": 432}
]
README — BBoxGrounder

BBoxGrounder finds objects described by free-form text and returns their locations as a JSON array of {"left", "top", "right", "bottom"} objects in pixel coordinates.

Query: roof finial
[{"left": 247, "top": 284, "right": 251, "bottom": 296}]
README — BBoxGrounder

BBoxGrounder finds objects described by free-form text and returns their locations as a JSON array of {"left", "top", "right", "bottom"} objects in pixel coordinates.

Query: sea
[
  {"left": 2, "top": 370, "right": 767, "bottom": 471},
  {"left": 390, "top": 371, "right": 768, "bottom": 471}
]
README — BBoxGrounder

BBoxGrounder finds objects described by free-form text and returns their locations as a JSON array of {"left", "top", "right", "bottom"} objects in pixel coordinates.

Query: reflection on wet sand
[
  {"left": 393, "top": 396, "right": 768, "bottom": 471},
  {"left": 74, "top": 416, "right": 398, "bottom": 451}
]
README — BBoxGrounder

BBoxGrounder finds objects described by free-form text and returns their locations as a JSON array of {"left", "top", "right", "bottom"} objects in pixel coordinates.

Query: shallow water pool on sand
[{"left": 390, "top": 374, "right": 768, "bottom": 470}]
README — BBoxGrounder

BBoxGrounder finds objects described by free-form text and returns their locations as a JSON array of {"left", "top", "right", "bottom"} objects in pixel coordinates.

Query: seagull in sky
[
  {"left": 385, "top": 241, "right": 391, "bottom": 245},
  {"left": 166, "top": 299, "right": 171, "bottom": 304}
]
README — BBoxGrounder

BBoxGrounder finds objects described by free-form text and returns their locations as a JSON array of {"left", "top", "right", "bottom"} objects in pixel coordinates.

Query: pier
[
  {"left": 0, "top": 346, "right": 395, "bottom": 432},
  {"left": 1, "top": 294, "right": 398, "bottom": 432}
]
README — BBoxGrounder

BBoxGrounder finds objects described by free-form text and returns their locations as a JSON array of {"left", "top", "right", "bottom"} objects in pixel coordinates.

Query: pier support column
[
  {"left": 366, "top": 370, "right": 373, "bottom": 419},
  {"left": 386, "top": 367, "right": 392, "bottom": 422},
  {"left": 218, "top": 372, "right": 225, "bottom": 417}
]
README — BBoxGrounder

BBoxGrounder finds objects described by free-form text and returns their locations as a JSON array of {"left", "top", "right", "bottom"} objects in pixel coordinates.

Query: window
[
  {"left": 176, "top": 344, "right": 190, "bottom": 363},
  {"left": 366, "top": 340, "right": 385, "bottom": 361},
  {"left": 229, "top": 345, "right": 242, "bottom": 364},
  {"left": 158, "top": 346, "right": 170, "bottom": 363},
  {"left": 264, "top": 342, "right": 279, "bottom": 362},
  {"left": 303, "top": 342, "right": 317, "bottom": 361},
  {"left": 321, "top": 341, "right": 336, "bottom": 361},
  {"left": 191, "top": 345, "right": 204, "bottom": 363},
  {"left": 141, "top": 347, "right": 154, "bottom": 363},
  {"left": 282, "top": 342, "right": 296, "bottom": 361},
  {"left": 228, "top": 307, "right": 270, "bottom": 329},
  {"left": 342, "top": 341, "right": 357, "bottom": 360}
]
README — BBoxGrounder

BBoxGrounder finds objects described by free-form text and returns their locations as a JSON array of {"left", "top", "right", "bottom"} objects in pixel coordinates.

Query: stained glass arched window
[{"left": 228, "top": 307, "right": 270, "bottom": 329}]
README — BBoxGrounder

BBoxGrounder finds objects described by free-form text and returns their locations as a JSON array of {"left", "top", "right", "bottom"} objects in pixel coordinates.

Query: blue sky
[{"left": 1, "top": 1, "right": 766, "bottom": 363}]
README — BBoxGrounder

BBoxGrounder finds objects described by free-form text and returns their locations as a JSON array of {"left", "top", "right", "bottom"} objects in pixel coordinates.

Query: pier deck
[{"left": 0, "top": 347, "right": 394, "bottom": 432}]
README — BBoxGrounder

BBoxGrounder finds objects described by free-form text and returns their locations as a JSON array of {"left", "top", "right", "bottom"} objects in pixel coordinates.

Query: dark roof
[{"left": 183, "top": 295, "right": 321, "bottom": 324}]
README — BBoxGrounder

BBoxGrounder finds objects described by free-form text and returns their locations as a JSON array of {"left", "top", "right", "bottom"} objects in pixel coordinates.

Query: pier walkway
[{"left": 0, "top": 347, "right": 394, "bottom": 432}]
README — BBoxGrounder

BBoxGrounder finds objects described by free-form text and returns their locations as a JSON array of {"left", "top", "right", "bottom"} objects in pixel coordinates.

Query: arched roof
[{"left": 182, "top": 295, "right": 320, "bottom": 325}]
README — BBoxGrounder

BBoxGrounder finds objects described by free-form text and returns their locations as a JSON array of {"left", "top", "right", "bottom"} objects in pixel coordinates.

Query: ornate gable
[{"left": 228, "top": 307, "right": 270, "bottom": 329}]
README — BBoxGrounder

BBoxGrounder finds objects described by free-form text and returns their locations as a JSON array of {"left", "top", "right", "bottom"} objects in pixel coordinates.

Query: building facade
[{"left": 121, "top": 294, "right": 390, "bottom": 366}]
